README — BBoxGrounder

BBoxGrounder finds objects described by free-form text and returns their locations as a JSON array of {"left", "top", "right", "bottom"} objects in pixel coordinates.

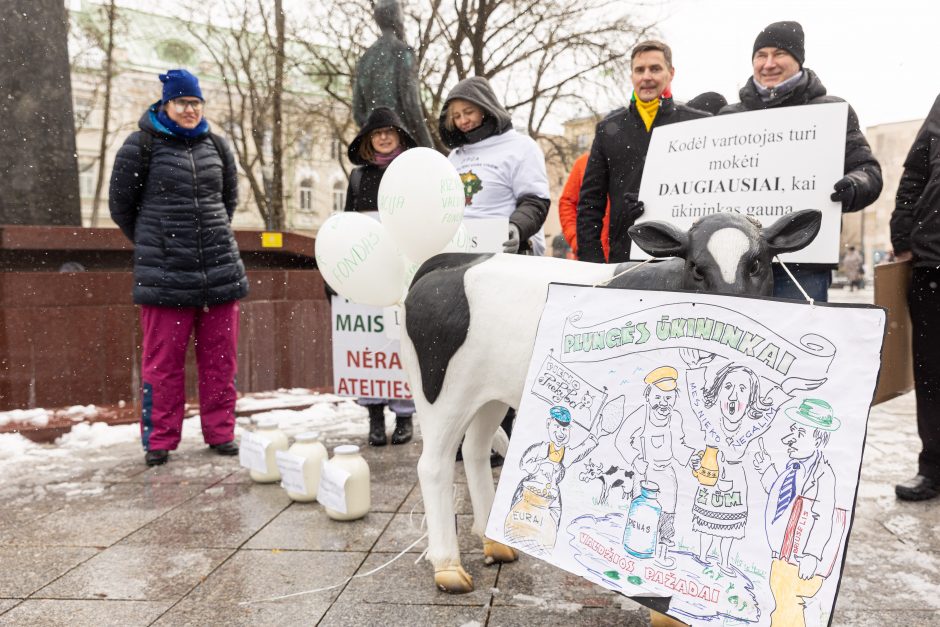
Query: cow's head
[{"left": 627, "top": 209, "right": 822, "bottom": 295}]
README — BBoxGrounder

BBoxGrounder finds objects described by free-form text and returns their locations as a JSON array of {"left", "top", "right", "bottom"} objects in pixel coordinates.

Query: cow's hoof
[
  {"left": 483, "top": 539, "right": 518, "bottom": 565},
  {"left": 434, "top": 566, "right": 473, "bottom": 593}
]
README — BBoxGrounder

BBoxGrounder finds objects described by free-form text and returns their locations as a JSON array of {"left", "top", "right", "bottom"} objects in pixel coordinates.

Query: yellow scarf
[
  {"left": 635, "top": 96, "right": 660, "bottom": 132},
  {"left": 548, "top": 442, "right": 565, "bottom": 463}
]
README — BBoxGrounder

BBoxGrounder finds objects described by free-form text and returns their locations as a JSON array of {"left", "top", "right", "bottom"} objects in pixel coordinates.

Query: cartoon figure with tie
[{"left": 753, "top": 399, "right": 839, "bottom": 627}]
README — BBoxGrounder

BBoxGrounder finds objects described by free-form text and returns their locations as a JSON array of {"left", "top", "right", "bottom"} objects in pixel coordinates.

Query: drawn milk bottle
[
  {"left": 623, "top": 480, "right": 662, "bottom": 558},
  {"left": 284, "top": 432, "right": 329, "bottom": 502},
  {"left": 249, "top": 417, "right": 289, "bottom": 483}
]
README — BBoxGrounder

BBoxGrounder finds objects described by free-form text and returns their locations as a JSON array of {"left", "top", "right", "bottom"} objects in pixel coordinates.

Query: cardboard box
[{"left": 873, "top": 260, "right": 914, "bottom": 404}]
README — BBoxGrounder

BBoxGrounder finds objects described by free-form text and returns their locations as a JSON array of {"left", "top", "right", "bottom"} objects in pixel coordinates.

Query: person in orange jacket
[{"left": 558, "top": 152, "right": 610, "bottom": 261}]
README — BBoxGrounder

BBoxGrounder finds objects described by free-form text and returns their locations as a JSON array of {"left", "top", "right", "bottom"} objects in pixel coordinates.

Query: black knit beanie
[{"left": 753, "top": 21, "right": 805, "bottom": 67}]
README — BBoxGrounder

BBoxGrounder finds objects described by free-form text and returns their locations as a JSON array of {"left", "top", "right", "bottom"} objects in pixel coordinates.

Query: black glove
[
  {"left": 624, "top": 192, "right": 645, "bottom": 223},
  {"left": 830, "top": 176, "right": 858, "bottom": 212},
  {"left": 502, "top": 223, "right": 521, "bottom": 254}
]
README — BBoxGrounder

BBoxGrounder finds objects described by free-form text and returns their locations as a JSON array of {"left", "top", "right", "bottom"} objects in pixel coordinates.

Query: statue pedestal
[{"left": 0, "top": 226, "right": 333, "bottom": 411}]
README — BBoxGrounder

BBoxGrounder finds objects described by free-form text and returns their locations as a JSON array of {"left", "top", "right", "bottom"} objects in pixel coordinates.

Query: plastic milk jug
[
  {"left": 623, "top": 480, "right": 663, "bottom": 558},
  {"left": 324, "top": 445, "right": 371, "bottom": 521},
  {"left": 249, "top": 417, "right": 289, "bottom": 483},
  {"left": 285, "top": 432, "right": 329, "bottom": 502}
]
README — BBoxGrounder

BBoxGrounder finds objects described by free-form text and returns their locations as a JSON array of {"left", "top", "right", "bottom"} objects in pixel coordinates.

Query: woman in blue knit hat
[{"left": 109, "top": 69, "right": 248, "bottom": 467}]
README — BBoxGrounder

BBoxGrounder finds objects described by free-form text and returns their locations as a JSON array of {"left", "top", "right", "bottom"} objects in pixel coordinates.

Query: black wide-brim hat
[{"left": 348, "top": 107, "right": 418, "bottom": 165}]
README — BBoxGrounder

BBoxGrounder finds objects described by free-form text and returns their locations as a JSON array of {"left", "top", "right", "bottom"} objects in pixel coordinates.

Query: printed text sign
[{"left": 637, "top": 103, "right": 848, "bottom": 264}]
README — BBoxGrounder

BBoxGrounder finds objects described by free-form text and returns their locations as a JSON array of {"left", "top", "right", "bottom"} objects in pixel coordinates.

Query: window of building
[
  {"left": 296, "top": 133, "right": 313, "bottom": 160},
  {"left": 78, "top": 157, "right": 96, "bottom": 198},
  {"left": 298, "top": 178, "right": 315, "bottom": 212},
  {"left": 73, "top": 95, "right": 96, "bottom": 128},
  {"left": 329, "top": 138, "right": 344, "bottom": 161},
  {"left": 576, "top": 133, "right": 591, "bottom": 151},
  {"left": 332, "top": 180, "right": 346, "bottom": 213}
]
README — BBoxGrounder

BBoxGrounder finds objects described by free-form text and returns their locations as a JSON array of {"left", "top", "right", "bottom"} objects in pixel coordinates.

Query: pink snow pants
[{"left": 140, "top": 301, "right": 240, "bottom": 451}]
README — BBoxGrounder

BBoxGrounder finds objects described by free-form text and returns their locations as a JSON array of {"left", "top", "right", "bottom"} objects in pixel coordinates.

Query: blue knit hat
[{"left": 159, "top": 69, "right": 204, "bottom": 104}]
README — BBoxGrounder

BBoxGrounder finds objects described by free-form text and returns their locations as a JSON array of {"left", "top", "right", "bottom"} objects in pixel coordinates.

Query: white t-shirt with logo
[{"left": 447, "top": 129, "right": 550, "bottom": 256}]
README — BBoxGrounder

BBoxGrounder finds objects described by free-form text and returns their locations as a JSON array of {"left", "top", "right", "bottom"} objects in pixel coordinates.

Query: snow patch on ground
[{"left": 0, "top": 391, "right": 368, "bottom": 478}]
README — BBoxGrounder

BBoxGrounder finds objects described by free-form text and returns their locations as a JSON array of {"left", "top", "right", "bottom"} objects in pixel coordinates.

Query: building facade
[{"left": 69, "top": 1, "right": 349, "bottom": 235}]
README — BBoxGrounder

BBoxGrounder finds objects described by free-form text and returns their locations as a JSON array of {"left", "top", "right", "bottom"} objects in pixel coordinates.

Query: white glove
[{"left": 502, "top": 223, "right": 521, "bottom": 254}]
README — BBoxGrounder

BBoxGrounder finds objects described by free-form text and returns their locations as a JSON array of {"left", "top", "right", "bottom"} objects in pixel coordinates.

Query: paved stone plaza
[{"left": 1, "top": 288, "right": 938, "bottom": 626}]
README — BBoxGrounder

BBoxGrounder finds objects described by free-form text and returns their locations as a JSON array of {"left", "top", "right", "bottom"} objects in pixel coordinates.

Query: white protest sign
[
  {"left": 382, "top": 304, "right": 403, "bottom": 340},
  {"left": 238, "top": 432, "right": 269, "bottom": 473},
  {"left": 275, "top": 450, "right": 308, "bottom": 496},
  {"left": 486, "top": 283, "right": 884, "bottom": 627},
  {"left": 464, "top": 217, "right": 509, "bottom": 253},
  {"left": 317, "top": 459, "right": 351, "bottom": 513},
  {"left": 331, "top": 296, "right": 412, "bottom": 400},
  {"left": 637, "top": 102, "right": 848, "bottom": 264}
]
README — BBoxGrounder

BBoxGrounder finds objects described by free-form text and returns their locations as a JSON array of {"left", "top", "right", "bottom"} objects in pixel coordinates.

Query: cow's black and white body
[{"left": 401, "top": 210, "right": 822, "bottom": 593}]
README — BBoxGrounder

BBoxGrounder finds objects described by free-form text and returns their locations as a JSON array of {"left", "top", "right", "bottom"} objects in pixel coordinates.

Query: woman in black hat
[
  {"left": 344, "top": 107, "right": 418, "bottom": 214},
  {"left": 344, "top": 107, "right": 417, "bottom": 446}
]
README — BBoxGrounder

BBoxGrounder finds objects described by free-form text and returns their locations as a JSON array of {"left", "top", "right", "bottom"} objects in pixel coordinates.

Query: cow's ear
[
  {"left": 763, "top": 209, "right": 822, "bottom": 255},
  {"left": 628, "top": 221, "right": 688, "bottom": 258}
]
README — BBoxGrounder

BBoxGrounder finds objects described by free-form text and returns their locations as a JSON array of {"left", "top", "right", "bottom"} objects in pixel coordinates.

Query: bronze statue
[{"left": 353, "top": 0, "right": 433, "bottom": 147}]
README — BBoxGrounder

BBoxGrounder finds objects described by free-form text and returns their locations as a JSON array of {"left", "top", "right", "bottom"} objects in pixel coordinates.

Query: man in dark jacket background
[
  {"left": 109, "top": 69, "right": 248, "bottom": 467},
  {"left": 719, "top": 21, "right": 883, "bottom": 302},
  {"left": 576, "top": 40, "right": 709, "bottom": 263},
  {"left": 890, "top": 93, "right": 940, "bottom": 501}
]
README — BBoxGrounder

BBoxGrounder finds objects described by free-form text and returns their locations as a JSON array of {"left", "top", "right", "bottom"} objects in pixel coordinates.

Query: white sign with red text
[{"left": 331, "top": 296, "right": 412, "bottom": 400}]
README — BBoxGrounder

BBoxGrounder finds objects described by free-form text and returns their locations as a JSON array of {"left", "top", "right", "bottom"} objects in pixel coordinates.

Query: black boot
[
  {"left": 209, "top": 440, "right": 239, "bottom": 456},
  {"left": 391, "top": 414, "right": 413, "bottom": 445},
  {"left": 145, "top": 450, "right": 169, "bottom": 466},
  {"left": 368, "top": 404, "right": 387, "bottom": 446}
]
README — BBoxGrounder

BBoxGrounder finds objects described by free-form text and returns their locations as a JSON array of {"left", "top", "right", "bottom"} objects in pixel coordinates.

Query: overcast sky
[{"left": 648, "top": 0, "right": 939, "bottom": 130}]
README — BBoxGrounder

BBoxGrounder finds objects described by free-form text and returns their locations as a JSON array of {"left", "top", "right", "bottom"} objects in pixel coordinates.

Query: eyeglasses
[
  {"left": 370, "top": 127, "right": 398, "bottom": 139},
  {"left": 170, "top": 99, "right": 204, "bottom": 113}
]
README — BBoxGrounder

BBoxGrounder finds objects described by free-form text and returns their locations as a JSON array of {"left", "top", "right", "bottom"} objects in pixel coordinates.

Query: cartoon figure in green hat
[{"left": 753, "top": 398, "right": 839, "bottom": 627}]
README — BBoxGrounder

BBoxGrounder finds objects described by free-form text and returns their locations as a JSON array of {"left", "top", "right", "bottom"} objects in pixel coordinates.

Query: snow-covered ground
[{"left": 0, "top": 389, "right": 370, "bottom": 484}]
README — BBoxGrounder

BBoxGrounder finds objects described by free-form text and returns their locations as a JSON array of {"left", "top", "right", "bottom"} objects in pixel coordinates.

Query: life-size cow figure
[{"left": 400, "top": 209, "right": 822, "bottom": 593}]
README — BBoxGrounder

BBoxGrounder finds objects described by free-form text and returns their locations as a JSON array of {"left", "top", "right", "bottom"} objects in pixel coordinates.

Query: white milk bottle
[
  {"left": 285, "top": 432, "right": 329, "bottom": 502},
  {"left": 324, "top": 444, "right": 371, "bottom": 521},
  {"left": 249, "top": 417, "right": 289, "bottom": 483}
]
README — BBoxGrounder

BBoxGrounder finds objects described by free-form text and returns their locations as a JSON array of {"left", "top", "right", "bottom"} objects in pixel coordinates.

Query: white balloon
[
  {"left": 441, "top": 222, "right": 472, "bottom": 253},
  {"left": 315, "top": 212, "right": 406, "bottom": 307},
  {"left": 378, "top": 147, "right": 464, "bottom": 264}
]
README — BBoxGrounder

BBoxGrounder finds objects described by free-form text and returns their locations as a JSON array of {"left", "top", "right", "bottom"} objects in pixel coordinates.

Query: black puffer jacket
[
  {"left": 891, "top": 93, "right": 940, "bottom": 267},
  {"left": 720, "top": 69, "right": 883, "bottom": 272},
  {"left": 577, "top": 99, "right": 709, "bottom": 263},
  {"left": 109, "top": 103, "right": 248, "bottom": 307},
  {"left": 720, "top": 69, "right": 883, "bottom": 214}
]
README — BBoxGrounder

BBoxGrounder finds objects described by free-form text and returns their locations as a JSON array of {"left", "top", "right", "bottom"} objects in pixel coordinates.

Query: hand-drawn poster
[{"left": 486, "top": 284, "right": 885, "bottom": 627}]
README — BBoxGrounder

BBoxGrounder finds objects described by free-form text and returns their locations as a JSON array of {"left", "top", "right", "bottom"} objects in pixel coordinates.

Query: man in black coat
[
  {"left": 109, "top": 69, "right": 248, "bottom": 467},
  {"left": 890, "top": 93, "right": 940, "bottom": 501},
  {"left": 576, "top": 40, "right": 709, "bottom": 263},
  {"left": 719, "top": 21, "right": 883, "bottom": 302}
]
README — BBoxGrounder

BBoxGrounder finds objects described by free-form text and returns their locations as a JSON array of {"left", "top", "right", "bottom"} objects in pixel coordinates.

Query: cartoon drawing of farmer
[
  {"left": 680, "top": 348, "right": 825, "bottom": 575},
  {"left": 504, "top": 406, "right": 601, "bottom": 555},
  {"left": 614, "top": 366, "right": 698, "bottom": 568},
  {"left": 754, "top": 399, "right": 839, "bottom": 627}
]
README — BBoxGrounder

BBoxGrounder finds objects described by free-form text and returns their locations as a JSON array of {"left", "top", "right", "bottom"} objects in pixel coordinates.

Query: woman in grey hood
[{"left": 439, "top": 77, "right": 551, "bottom": 256}]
